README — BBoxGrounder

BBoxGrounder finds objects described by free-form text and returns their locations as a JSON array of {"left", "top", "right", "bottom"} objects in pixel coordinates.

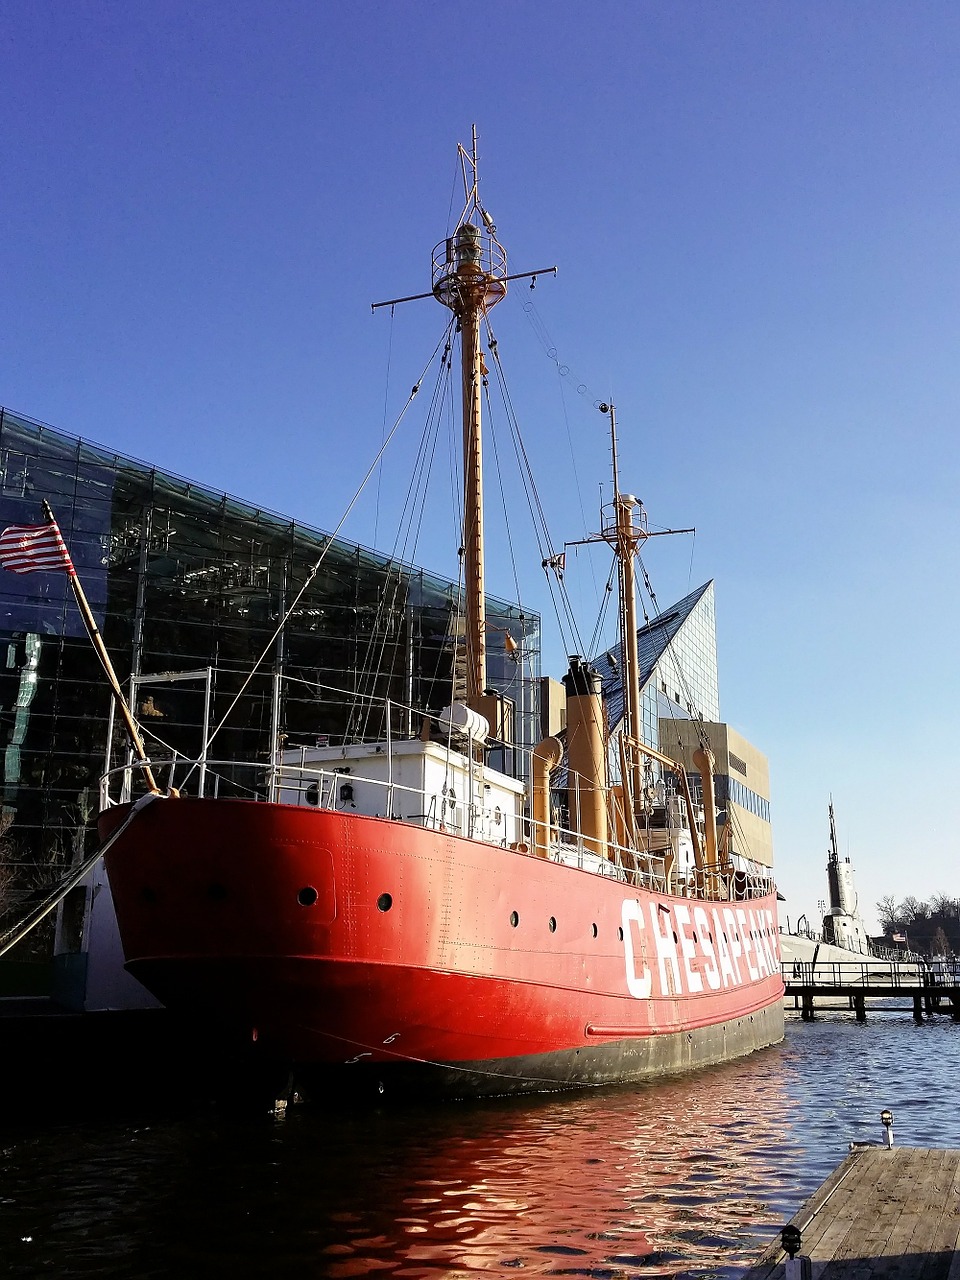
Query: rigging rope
[
  {"left": 483, "top": 318, "right": 588, "bottom": 660},
  {"left": 372, "top": 302, "right": 396, "bottom": 547},
  {"left": 351, "top": 324, "right": 456, "bottom": 739},
  {"left": 182, "top": 326, "right": 456, "bottom": 783},
  {"left": 0, "top": 793, "right": 164, "bottom": 957}
]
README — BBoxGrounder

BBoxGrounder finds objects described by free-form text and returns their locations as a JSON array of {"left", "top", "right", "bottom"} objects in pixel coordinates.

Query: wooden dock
[{"left": 743, "top": 1146, "right": 960, "bottom": 1279}]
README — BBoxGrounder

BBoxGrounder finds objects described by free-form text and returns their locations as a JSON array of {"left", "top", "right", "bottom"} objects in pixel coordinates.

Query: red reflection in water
[
  {"left": 1, "top": 1046, "right": 803, "bottom": 1279},
  {"left": 9, "top": 1020, "right": 960, "bottom": 1278},
  {"left": 302, "top": 1054, "right": 795, "bottom": 1278}
]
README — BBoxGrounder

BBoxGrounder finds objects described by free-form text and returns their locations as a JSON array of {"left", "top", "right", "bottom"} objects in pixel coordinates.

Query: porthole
[
  {"left": 618, "top": 926, "right": 624, "bottom": 941},
  {"left": 591, "top": 923, "right": 598, "bottom": 938},
  {"left": 548, "top": 916, "right": 557, "bottom": 933},
  {"left": 207, "top": 883, "right": 227, "bottom": 902},
  {"left": 377, "top": 893, "right": 393, "bottom": 912},
  {"left": 141, "top": 886, "right": 157, "bottom": 904},
  {"left": 509, "top": 910, "right": 519, "bottom": 927},
  {"left": 298, "top": 886, "right": 319, "bottom": 907}
]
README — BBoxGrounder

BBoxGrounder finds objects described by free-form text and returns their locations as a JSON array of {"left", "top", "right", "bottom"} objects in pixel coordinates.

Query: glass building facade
[
  {"left": 0, "top": 408, "right": 540, "bottom": 934},
  {"left": 601, "top": 581, "right": 720, "bottom": 754},
  {"left": 599, "top": 579, "right": 773, "bottom": 868}
]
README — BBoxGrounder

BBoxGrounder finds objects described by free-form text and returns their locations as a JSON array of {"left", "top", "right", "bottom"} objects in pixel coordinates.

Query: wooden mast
[
  {"left": 460, "top": 268, "right": 486, "bottom": 705},
  {"left": 607, "top": 404, "right": 645, "bottom": 807},
  {"left": 375, "top": 132, "right": 554, "bottom": 719},
  {"left": 567, "top": 405, "right": 695, "bottom": 846},
  {"left": 433, "top": 126, "right": 507, "bottom": 711}
]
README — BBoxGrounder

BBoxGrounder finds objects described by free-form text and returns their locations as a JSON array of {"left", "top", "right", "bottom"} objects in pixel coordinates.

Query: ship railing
[
  {"left": 100, "top": 751, "right": 776, "bottom": 904},
  {"left": 100, "top": 757, "right": 272, "bottom": 808},
  {"left": 731, "top": 873, "right": 777, "bottom": 902},
  {"left": 666, "top": 864, "right": 776, "bottom": 903},
  {"left": 99, "top": 756, "right": 686, "bottom": 895},
  {"left": 545, "top": 833, "right": 669, "bottom": 891}
]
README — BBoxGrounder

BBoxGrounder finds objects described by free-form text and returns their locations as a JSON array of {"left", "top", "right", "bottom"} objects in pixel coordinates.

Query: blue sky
[{"left": 3, "top": 2, "right": 959, "bottom": 931}]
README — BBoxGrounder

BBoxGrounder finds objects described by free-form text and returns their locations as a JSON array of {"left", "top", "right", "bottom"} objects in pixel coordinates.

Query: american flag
[{"left": 0, "top": 521, "right": 76, "bottom": 576}]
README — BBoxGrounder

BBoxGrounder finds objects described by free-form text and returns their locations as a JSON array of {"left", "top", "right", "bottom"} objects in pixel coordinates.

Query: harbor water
[{"left": 3, "top": 1011, "right": 959, "bottom": 1278}]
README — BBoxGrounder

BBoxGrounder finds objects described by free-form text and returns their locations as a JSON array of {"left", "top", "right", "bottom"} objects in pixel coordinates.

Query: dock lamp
[
  {"left": 781, "top": 1225, "right": 802, "bottom": 1258},
  {"left": 881, "top": 1109, "right": 894, "bottom": 1149},
  {"left": 781, "top": 1224, "right": 811, "bottom": 1280}
]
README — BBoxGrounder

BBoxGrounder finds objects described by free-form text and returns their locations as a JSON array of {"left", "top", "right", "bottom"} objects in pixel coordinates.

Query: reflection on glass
[{"left": 0, "top": 408, "right": 540, "bottom": 916}]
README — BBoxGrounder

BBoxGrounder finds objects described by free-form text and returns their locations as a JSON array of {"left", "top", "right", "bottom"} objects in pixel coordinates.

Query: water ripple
[{"left": 3, "top": 1013, "right": 960, "bottom": 1276}]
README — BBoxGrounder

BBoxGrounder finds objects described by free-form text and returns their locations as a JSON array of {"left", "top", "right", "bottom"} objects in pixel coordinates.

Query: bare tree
[
  {"left": 931, "top": 926, "right": 950, "bottom": 956},
  {"left": 901, "top": 895, "right": 930, "bottom": 924},
  {"left": 876, "top": 895, "right": 900, "bottom": 932}
]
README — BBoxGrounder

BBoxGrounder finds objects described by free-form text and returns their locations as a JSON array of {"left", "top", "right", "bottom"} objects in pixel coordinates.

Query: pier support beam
[{"left": 913, "top": 994, "right": 924, "bottom": 1024}]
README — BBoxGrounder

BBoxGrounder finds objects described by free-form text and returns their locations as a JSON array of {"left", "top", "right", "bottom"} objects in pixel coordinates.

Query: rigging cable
[
  {"left": 480, "top": 379, "right": 532, "bottom": 699},
  {"left": 585, "top": 557, "right": 618, "bottom": 662},
  {"left": 521, "top": 299, "right": 595, "bottom": 537},
  {"left": 350, "top": 324, "right": 456, "bottom": 738},
  {"left": 372, "top": 302, "right": 397, "bottom": 548},
  {"left": 182, "top": 326, "right": 456, "bottom": 784},
  {"left": 0, "top": 792, "right": 164, "bottom": 957},
  {"left": 636, "top": 550, "right": 713, "bottom": 754},
  {"left": 484, "top": 318, "right": 588, "bottom": 660}
]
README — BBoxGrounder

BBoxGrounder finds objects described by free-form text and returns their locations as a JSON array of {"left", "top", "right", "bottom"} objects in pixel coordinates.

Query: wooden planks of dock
[{"left": 743, "top": 1146, "right": 960, "bottom": 1279}]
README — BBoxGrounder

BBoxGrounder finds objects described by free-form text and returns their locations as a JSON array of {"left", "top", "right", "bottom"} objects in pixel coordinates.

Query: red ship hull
[{"left": 101, "top": 798, "right": 784, "bottom": 1096}]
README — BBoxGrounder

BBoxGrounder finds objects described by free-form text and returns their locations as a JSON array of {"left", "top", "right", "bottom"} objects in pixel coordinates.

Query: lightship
[{"left": 101, "top": 134, "right": 784, "bottom": 1096}]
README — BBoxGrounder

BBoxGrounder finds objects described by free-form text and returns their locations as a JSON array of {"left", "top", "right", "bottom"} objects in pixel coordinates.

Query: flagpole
[{"left": 42, "top": 501, "right": 160, "bottom": 795}]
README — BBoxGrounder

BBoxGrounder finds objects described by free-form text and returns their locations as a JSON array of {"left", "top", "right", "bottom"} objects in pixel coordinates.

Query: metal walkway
[{"left": 782, "top": 960, "right": 960, "bottom": 1022}]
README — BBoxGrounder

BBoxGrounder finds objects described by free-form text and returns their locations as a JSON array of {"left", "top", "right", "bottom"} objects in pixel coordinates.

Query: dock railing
[{"left": 782, "top": 958, "right": 960, "bottom": 1022}]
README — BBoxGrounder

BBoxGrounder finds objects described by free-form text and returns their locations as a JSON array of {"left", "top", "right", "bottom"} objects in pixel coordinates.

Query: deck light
[
  {"left": 781, "top": 1224, "right": 801, "bottom": 1258},
  {"left": 880, "top": 1108, "right": 894, "bottom": 1148},
  {"left": 781, "top": 1222, "right": 812, "bottom": 1279}
]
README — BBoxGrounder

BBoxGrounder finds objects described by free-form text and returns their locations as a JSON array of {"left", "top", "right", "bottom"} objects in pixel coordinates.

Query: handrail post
[{"left": 386, "top": 699, "right": 394, "bottom": 817}]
